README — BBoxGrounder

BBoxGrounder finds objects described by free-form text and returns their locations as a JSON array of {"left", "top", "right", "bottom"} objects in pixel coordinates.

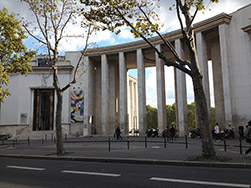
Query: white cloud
[
  {"left": 156, "top": 0, "right": 251, "bottom": 33},
  {"left": 91, "top": 30, "right": 116, "bottom": 44},
  {"left": 0, "top": 0, "right": 30, "bottom": 16},
  {"left": 193, "top": 0, "right": 250, "bottom": 23},
  {"left": 119, "top": 26, "right": 135, "bottom": 40}
]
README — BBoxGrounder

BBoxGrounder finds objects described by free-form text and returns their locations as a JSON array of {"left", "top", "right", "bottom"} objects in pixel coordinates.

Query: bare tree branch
[
  {"left": 116, "top": 6, "right": 191, "bottom": 75},
  {"left": 61, "top": 25, "right": 92, "bottom": 92},
  {"left": 58, "top": 12, "right": 73, "bottom": 43},
  {"left": 44, "top": 12, "right": 52, "bottom": 59},
  {"left": 190, "top": 8, "right": 198, "bottom": 26},
  {"left": 56, "top": 0, "right": 67, "bottom": 30},
  {"left": 28, "top": 2, "right": 51, "bottom": 45},
  {"left": 137, "top": 5, "right": 192, "bottom": 73},
  {"left": 22, "top": 25, "right": 46, "bottom": 45},
  {"left": 50, "top": 0, "right": 56, "bottom": 31},
  {"left": 176, "top": 0, "right": 187, "bottom": 37}
]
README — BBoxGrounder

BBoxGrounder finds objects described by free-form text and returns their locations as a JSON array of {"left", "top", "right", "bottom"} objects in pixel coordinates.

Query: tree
[
  {"left": 0, "top": 7, "right": 35, "bottom": 102},
  {"left": 187, "top": 103, "right": 196, "bottom": 130},
  {"left": 146, "top": 105, "right": 158, "bottom": 129},
  {"left": 21, "top": 0, "right": 93, "bottom": 155},
  {"left": 81, "top": 0, "right": 218, "bottom": 157},
  {"left": 211, "top": 107, "right": 216, "bottom": 128},
  {"left": 166, "top": 104, "right": 176, "bottom": 127}
]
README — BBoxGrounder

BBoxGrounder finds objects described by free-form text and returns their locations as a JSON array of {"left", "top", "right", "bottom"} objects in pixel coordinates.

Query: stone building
[
  {"left": 0, "top": 53, "right": 138, "bottom": 139},
  {"left": 0, "top": 4, "right": 251, "bottom": 138}
]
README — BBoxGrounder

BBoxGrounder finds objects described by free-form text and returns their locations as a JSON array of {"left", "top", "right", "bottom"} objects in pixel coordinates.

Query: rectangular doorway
[{"left": 33, "top": 89, "right": 54, "bottom": 131}]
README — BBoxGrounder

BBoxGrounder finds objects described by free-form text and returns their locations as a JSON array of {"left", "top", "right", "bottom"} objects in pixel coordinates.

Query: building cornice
[
  {"left": 241, "top": 25, "right": 251, "bottom": 34},
  {"left": 30, "top": 86, "right": 54, "bottom": 90},
  {"left": 85, "top": 13, "right": 231, "bottom": 57},
  {"left": 31, "top": 65, "right": 74, "bottom": 73}
]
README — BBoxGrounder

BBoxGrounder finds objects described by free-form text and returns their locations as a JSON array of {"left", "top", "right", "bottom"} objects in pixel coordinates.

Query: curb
[{"left": 0, "top": 154, "right": 251, "bottom": 169}]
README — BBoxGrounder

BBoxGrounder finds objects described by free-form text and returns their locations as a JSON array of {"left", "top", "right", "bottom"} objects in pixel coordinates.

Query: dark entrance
[{"left": 33, "top": 89, "right": 54, "bottom": 131}]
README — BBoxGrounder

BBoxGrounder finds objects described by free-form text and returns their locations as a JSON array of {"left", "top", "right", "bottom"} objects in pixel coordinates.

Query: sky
[{"left": 1, "top": 0, "right": 250, "bottom": 107}]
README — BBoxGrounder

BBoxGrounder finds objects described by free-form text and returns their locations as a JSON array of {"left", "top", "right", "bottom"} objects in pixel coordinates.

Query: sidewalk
[{"left": 0, "top": 136, "right": 251, "bottom": 168}]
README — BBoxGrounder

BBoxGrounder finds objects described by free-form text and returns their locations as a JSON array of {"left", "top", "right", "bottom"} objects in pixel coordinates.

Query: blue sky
[{"left": 1, "top": 0, "right": 250, "bottom": 107}]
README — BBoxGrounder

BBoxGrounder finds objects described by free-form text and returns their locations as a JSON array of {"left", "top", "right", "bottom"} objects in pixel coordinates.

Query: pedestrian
[
  {"left": 170, "top": 125, "right": 176, "bottom": 140},
  {"left": 214, "top": 123, "right": 220, "bottom": 142},
  {"left": 238, "top": 124, "right": 244, "bottom": 139},
  {"left": 115, "top": 127, "right": 122, "bottom": 140},
  {"left": 244, "top": 121, "right": 251, "bottom": 155},
  {"left": 161, "top": 127, "right": 169, "bottom": 138},
  {"left": 227, "top": 123, "right": 235, "bottom": 139}
]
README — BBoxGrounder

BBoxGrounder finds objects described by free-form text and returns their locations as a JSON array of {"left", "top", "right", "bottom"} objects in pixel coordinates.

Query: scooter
[
  {"left": 146, "top": 128, "right": 159, "bottom": 137},
  {"left": 190, "top": 128, "right": 200, "bottom": 138}
]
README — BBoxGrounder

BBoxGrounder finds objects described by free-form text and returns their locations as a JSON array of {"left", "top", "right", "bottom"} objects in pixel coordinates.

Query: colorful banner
[{"left": 71, "top": 90, "right": 84, "bottom": 122}]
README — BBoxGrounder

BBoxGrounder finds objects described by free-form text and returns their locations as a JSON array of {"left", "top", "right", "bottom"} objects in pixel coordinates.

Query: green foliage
[
  {"left": 0, "top": 8, "right": 35, "bottom": 102},
  {"left": 146, "top": 105, "right": 158, "bottom": 129},
  {"left": 211, "top": 106, "right": 216, "bottom": 128},
  {"left": 166, "top": 104, "right": 176, "bottom": 127},
  {"left": 187, "top": 102, "right": 196, "bottom": 130},
  {"left": 146, "top": 103, "right": 215, "bottom": 130}
]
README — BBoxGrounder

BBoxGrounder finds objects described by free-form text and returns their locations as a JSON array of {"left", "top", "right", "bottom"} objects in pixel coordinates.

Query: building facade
[{"left": 0, "top": 4, "right": 251, "bottom": 139}]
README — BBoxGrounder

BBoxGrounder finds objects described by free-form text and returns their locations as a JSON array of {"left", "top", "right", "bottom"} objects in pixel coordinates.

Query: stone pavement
[{"left": 0, "top": 136, "right": 251, "bottom": 168}]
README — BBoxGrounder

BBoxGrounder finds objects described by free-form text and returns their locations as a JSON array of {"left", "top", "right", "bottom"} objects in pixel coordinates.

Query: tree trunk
[
  {"left": 55, "top": 90, "right": 65, "bottom": 155},
  {"left": 192, "top": 74, "right": 216, "bottom": 157}
]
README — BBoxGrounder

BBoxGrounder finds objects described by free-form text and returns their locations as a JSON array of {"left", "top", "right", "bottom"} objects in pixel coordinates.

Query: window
[
  {"left": 38, "top": 58, "right": 52, "bottom": 67},
  {"left": 33, "top": 89, "right": 54, "bottom": 131}
]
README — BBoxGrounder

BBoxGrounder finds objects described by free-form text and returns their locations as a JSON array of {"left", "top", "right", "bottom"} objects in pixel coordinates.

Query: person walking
[
  {"left": 170, "top": 125, "right": 176, "bottom": 140},
  {"left": 238, "top": 124, "right": 244, "bottom": 139},
  {"left": 115, "top": 127, "right": 122, "bottom": 140},
  {"left": 244, "top": 121, "right": 251, "bottom": 155},
  {"left": 214, "top": 123, "right": 220, "bottom": 142}
]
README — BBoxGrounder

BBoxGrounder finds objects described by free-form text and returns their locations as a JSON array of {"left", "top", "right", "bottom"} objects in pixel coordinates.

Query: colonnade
[{"left": 82, "top": 22, "right": 233, "bottom": 136}]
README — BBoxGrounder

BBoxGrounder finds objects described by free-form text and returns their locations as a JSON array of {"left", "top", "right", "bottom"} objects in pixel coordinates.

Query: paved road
[{"left": 0, "top": 157, "right": 251, "bottom": 188}]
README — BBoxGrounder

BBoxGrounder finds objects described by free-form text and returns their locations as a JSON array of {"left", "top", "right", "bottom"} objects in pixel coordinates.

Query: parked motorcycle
[
  {"left": 221, "top": 129, "right": 235, "bottom": 139},
  {"left": 146, "top": 128, "right": 159, "bottom": 137},
  {"left": 190, "top": 128, "right": 200, "bottom": 138},
  {"left": 161, "top": 128, "right": 170, "bottom": 138}
]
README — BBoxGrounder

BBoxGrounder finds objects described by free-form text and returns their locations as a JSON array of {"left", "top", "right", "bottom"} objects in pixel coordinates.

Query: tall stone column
[
  {"left": 175, "top": 39, "right": 188, "bottom": 136},
  {"left": 133, "top": 82, "right": 138, "bottom": 132},
  {"left": 219, "top": 24, "right": 232, "bottom": 126},
  {"left": 196, "top": 32, "right": 211, "bottom": 128},
  {"left": 211, "top": 38, "right": 225, "bottom": 127},
  {"left": 83, "top": 56, "right": 94, "bottom": 135},
  {"left": 101, "top": 54, "right": 109, "bottom": 135},
  {"left": 119, "top": 52, "right": 128, "bottom": 134},
  {"left": 115, "top": 63, "right": 120, "bottom": 127},
  {"left": 155, "top": 44, "right": 167, "bottom": 132},
  {"left": 137, "top": 48, "right": 146, "bottom": 135},
  {"left": 129, "top": 80, "right": 133, "bottom": 131},
  {"left": 109, "top": 61, "right": 116, "bottom": 134}
]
